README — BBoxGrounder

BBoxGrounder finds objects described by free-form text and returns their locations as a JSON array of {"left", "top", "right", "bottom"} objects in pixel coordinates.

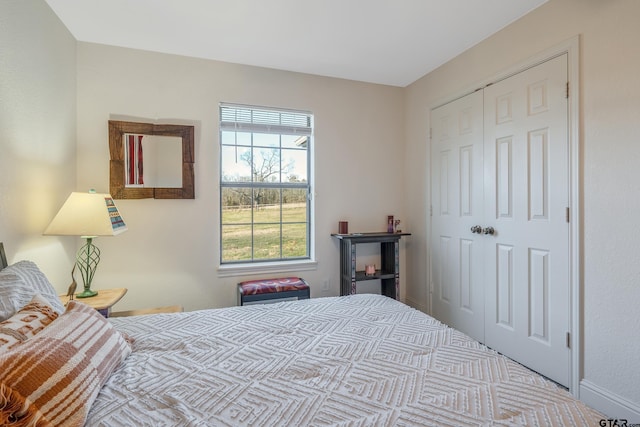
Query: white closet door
[
  {"left": 430, "top": 90, "right": 485, "bottom": 342},
  {"left": 483, "top": 54, "right": 570, "bottom": 386}
]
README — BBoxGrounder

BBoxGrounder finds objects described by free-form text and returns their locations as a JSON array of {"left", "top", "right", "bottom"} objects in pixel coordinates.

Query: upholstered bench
[{"left": 237, "top": 277, "right": 310, "bottom": 306}]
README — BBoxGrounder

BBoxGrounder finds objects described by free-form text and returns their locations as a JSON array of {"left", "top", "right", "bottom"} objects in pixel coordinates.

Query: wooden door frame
[{"left": 428, "top": 36, "right": 581, "bottom": 395}]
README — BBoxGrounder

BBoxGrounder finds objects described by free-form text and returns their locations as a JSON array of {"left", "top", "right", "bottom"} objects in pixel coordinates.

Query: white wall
[
  {"left": 75, "top": 43, "right": 406, "bottom": 312},
  {"left": 404, "top": 0, "right": 640, "bottom": 418},
  {"left": 0, "top": 0, "right": 77, "bottom": 286}
]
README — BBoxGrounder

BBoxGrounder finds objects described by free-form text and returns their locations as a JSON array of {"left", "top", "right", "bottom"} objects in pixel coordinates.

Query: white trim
[
  {"left": 405, "top": 295, "right": 429, "bottom": 313},
  {"left": 427, "top": 35, "right": 581, "bottom": 395},
  {"left": 564, "top": 35, "right": 582, "bottom": 398},
  {"left": 217, "top": 259, "right": 318, "bottom": 278},
  {"left": 426, "top": 123, "right": 433, "bottom": 317},
  {"left": 580, "top": 379, "right": 640, "bottom": 422}
]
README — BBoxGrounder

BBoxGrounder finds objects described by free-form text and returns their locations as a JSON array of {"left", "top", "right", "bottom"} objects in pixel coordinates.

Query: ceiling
[{"left": 44, "top": 0, "right": 547, "bottom": 87}]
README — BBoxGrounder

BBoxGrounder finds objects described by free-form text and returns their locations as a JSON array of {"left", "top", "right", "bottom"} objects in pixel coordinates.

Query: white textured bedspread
[{"left": 87, "top": 294, "right": 602, "bottom": 426}]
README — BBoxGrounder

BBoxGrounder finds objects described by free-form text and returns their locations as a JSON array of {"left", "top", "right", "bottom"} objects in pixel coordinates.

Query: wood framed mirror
[{"left": 109, "top": 120, "right": 195, "bottom": 199}]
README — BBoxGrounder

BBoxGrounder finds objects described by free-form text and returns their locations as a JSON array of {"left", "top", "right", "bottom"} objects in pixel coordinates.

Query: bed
[{"left": 0, "top": 249, "right": 604, "bottom": 426}]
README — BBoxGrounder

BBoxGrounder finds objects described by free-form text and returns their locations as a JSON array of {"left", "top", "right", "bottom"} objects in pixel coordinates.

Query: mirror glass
[
  {"left": 124, "top": 134, "right": 182, "bottom": 188},
  {"left": 109, "top": 120, "right": 195, "bottom": 199}
]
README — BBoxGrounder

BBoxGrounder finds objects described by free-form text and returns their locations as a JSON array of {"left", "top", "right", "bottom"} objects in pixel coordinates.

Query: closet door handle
[
  {"left": 482, "top": 226, "right": 495, "bottom": 235},
  {"left": 470, "top": 225, "right": 482, "bottom": 234}
]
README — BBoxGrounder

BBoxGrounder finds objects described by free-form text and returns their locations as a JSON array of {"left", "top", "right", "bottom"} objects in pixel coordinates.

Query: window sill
[{"left": 217, "top": 259, "right": 318, "bottom": 278}]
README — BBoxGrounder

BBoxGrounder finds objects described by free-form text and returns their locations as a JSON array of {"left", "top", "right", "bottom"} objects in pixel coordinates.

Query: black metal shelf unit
[{"left": 331, "top": 232, "right": 410, "bottom": 300}]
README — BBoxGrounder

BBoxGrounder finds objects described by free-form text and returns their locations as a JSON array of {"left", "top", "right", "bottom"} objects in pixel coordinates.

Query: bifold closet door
[
  {"left": 483, "top": 54, "right": 570, "bottom": 387},
  {"left": 430, "top": 90, "right": 485, "bottom": 343}
]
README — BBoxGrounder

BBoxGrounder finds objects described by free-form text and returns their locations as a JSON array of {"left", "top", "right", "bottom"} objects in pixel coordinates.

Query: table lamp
[{"left": 44, "top": 190, "right": 127, "bottom": 298}]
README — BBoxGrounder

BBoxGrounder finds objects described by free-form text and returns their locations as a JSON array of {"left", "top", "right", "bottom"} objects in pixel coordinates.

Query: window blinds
[{"left": 220, "top": 103, "right": 312, "bottom": 136}]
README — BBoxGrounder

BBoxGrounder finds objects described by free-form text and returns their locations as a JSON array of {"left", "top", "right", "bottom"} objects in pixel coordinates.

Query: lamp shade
[{"left": 44, "top": 191, "right": 127, "bottom": 237}]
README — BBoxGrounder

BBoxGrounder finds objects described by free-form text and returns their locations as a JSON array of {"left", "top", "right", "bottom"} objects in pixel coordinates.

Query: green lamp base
[
  {"left": 76, "top": 288, "right": 98, "bottom": 298},
  {"left": 75, "top": 237, "right": 100, "bottom": 299}
]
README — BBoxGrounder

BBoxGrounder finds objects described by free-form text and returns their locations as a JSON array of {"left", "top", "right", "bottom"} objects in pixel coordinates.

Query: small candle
[
  {"left": 365, "top": 264, "right": 376, "bottom": 275},
  {"left": 338, "top": 221, "right": 348, "bottom": 234}
]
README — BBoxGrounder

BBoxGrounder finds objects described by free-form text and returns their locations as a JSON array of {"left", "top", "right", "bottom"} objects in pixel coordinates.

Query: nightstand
[
  {"left": 110, "top": 305, "right": 183, "bottom": 317},
  {"left": 59, "top": 287, "right": 127, "bottom": 318}
]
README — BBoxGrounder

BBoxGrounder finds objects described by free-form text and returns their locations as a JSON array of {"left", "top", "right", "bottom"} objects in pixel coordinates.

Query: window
[{"left": 219, "top": 103, "right": 312, "bottom": 264}]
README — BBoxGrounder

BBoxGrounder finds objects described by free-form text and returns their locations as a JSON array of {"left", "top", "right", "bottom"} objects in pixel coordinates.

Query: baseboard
[
  {"left": 580, "top": 379, "right": 640, "bottom": 423},
  {"left": 404, "top": 296, "right": 428, "bottom": 313}
]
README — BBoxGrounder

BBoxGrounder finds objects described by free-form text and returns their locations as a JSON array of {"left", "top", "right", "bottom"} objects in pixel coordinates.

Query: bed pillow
[
  {"left": 0, "top": 300, "right": 132, "bottom": 426},
  {"left": 0, "top": 260, "right": 65, "bottom": 322},
  {"left": 0, "top": 294, "right": 59, "bottom": 351}
]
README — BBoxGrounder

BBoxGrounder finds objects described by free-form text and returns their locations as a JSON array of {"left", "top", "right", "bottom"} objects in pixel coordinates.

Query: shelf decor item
[
  {"left": 365, "top": 264, "right": 376, "bottom": 276},
  {"left": 387, "top": 215, "right": 394, "bottom": 233},
  {"left": 44, "top": 190, "right": 127, "bottom": 298},
  {"left": 338, "top": 221, "right": 348, "bottom": 234}
]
